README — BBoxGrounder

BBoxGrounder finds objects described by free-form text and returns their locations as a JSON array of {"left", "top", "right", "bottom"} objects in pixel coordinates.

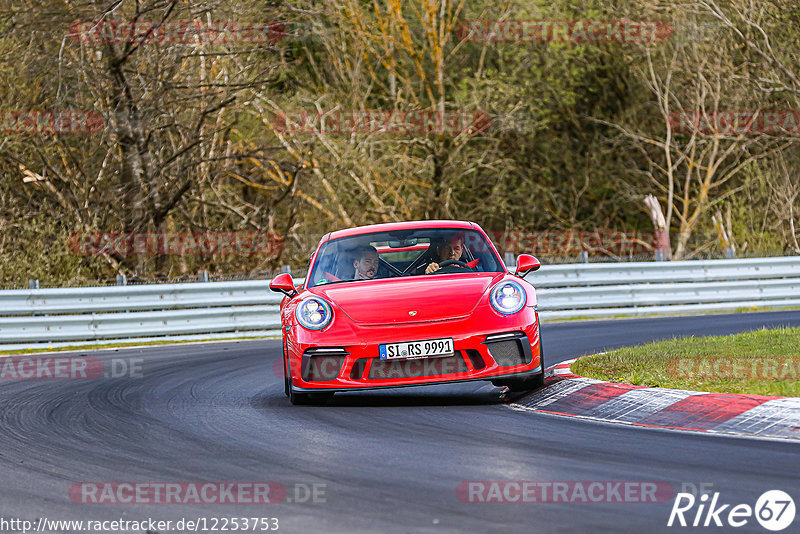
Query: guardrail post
[
  {"left": 281, "top": 265, "right": 291, "bottom": 274},
  {"left": 504, "top": 252, "right": 515, "bottom": 266},
  {"left": 578, "top": 251, "right": 589, "bottom": 263},
  {"left": 198, "top": 270, "right": 209, "bottom": 282},
  {"left": 28, "top": 279, "right": 39, "bottom": 289},
  {"left": 725, "top": 248, "right": 736, "bottom": 259},
  {"left": 116, "top": 274, "right": 127, "bottom": 286},
  {"left": 654, "top": 249, "right": 665, "bottom": 262}
]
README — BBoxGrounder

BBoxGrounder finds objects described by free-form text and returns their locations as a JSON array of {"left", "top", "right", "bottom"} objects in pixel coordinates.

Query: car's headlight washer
[
  {"left": 296, "top": 297, "right": 333, "bottom": 330},
  {"left": 490, "top": 280, "right": 527, "bottom": 315}
]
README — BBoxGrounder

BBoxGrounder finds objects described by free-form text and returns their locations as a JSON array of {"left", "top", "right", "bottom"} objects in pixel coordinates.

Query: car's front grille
[
  {"left": 485, "top": 333, "right": 532, "bottom": 367},
  {"left": 367, "top": 352, "right": 468, "bottom": 379}
]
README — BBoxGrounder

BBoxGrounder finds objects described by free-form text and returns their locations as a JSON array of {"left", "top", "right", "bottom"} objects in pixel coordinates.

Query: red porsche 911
[{"left": 269, "top": 220, "right": 544, "bottom": 404}]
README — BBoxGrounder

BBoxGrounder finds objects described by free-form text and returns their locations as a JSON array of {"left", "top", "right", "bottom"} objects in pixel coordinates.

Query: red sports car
[{"left": 270, "top": 220, "right": 543, "bottom": 404}]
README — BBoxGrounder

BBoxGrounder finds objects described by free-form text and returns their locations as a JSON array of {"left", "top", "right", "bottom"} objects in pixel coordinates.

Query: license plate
[{"left": 379, "top": 337, "right": 454, "bottom": 360}]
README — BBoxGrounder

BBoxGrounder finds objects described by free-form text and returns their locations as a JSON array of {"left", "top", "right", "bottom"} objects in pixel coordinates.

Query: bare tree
[
  {"left": 597, "top": 10, "right": 789, "bottom": 259},
  {"left": 0, "top": 0, "right": 296, "bottom": 278}
]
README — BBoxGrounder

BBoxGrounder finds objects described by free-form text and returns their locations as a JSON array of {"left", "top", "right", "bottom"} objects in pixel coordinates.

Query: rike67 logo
[{"left": 668, "top": 490, "right": 796, "bottom": 531}]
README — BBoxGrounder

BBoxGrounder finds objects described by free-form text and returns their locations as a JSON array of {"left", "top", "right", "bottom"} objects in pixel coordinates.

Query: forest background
[{"left": 1, "top": 0, "right": 798, "bottom": 285}]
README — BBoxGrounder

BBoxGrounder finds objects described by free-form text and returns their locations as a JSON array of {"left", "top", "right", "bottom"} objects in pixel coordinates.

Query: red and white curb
[{"left": 509, "top": 357, "right": 800, "bottom": 441}]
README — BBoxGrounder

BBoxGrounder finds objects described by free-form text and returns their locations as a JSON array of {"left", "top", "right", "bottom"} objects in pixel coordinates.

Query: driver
[
  {"left": 352, "top": 245, "right": 380, "bottom": 280},
  {"left": 423, "top": 233, "right": 465, "bottom": 274}
]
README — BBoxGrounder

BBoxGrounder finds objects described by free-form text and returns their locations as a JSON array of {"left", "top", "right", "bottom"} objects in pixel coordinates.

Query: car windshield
[{"left": 307, "top": 228, "right": 504, "bottom": 288}]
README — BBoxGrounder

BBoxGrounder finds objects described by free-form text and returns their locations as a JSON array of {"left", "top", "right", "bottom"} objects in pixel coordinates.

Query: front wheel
[
  {"left": 505, "top": 372, "right": 545, "bottom": 392},
  {"left": 283, "top": 344, "right": 290, "bottom": 397},
  {"left": 286, "top": 359, "right": 333, "bottom": 405}
]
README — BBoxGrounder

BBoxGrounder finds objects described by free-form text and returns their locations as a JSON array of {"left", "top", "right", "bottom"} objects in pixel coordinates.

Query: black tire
[
  {"left": 286, "top": 357, "right": 334, "bottom": 405},
  {"left": 515, "top": 332, "right": 546, "bottom": 390},
  {"left": 505, "top": 372, "right": 545, "bottom": 392},
  {"left": 283, "top": 342, "right": 290, "bottom": 398},
  {"left": 537, "top": 331, "right": 545, "bottom": 384}
]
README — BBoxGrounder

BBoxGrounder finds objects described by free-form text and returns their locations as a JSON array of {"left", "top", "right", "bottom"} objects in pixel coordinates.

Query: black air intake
[
  {"left": 301, "top": 348, "right": 348, "bottom": 381},
  {"left": 484, "top": 332, "right": 533, "bottom": 367}
]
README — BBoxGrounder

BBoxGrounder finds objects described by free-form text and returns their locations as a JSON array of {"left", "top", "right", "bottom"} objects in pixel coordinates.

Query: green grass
[
  {"left": 570, "top": 327, "right": 800, "bottom": 396},
  {"left": 0, "top": 336, "right": 279, "bottom": 356}
]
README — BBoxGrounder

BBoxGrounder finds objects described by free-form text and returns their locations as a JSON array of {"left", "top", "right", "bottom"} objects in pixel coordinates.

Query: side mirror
[
  {"left": 515, "top": 254, "right": 540, "bottom": 277},
  {"left": 270, "top": 272, "right": 298, "bottom": 298}
]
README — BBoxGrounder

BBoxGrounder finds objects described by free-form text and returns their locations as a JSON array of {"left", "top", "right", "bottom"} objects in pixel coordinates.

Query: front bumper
[
  {"left": 291, "top": 368, "right": 543, "bottom": 393},
  {"left": 286, "top": 313, "right": 542, "bottom": 392}
]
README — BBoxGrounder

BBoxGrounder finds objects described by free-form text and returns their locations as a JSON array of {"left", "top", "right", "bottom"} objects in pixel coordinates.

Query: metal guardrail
[
  {"left": 0, "top": 281, "right": 283, "bottom": 351},
  {"left": 527, "top": 256, "right": 800, "bottom": 287},
  {"left": 0, "top": 257, "right": 798, "bottom": 351},
  {"left": 528, "top": 256, "right": 800, "bottom": 319}
]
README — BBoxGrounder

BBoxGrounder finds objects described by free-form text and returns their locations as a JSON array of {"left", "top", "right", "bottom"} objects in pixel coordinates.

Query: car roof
[{"left": 323, "top": 220, "right": 477, "bottom": 243}]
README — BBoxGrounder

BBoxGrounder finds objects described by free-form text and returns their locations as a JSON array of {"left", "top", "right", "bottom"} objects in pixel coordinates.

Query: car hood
[{"left": 311, "top": 273, "right": 504, "bottom": 325}]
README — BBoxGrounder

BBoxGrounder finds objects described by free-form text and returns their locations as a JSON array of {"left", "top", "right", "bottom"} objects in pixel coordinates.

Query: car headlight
[
  {"left": 490, "top": 280, "right": 526, "bottom": 315},
  {"left": 296, "top": 297, "right": 333, "bottom": 330}
]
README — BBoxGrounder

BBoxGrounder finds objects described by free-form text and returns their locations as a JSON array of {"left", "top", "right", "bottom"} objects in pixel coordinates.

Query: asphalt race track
[{"left": 2, "top": 310, "right": 800, "bottom": 533}]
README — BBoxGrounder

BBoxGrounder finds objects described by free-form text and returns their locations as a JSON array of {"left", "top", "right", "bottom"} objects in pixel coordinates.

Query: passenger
[{"left": 352, "top": 245, "right": 380, "bottom": 280}]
